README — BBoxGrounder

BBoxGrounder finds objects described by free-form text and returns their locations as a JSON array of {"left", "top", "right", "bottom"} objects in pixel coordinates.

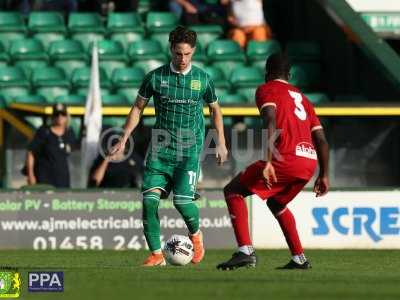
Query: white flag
[{"left": 81, "top": 43, "right": 102, "bottom": 185}]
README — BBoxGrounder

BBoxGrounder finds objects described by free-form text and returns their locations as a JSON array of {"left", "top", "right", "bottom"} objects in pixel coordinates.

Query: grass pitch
[{"left": 1, "top": 250, "right": 399, "bottom": 300}]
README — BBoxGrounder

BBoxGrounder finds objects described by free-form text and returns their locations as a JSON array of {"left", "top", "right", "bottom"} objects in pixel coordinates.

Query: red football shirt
[{"left": 255, "top": 80, "right": 322, "bottom": 180}]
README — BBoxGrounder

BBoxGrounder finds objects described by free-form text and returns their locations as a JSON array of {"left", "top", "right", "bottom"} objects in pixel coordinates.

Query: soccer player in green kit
[{"left": 110, "top": 26, "right": 228, "bottom": 266}]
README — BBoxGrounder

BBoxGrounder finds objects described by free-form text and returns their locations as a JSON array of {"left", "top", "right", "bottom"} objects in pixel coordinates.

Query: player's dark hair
[
  {"left": 169, "top": 26, "right": 197, "bottom": 48},
  {"left": 265, "top": 53, "right": 291, "bottom": 81}
]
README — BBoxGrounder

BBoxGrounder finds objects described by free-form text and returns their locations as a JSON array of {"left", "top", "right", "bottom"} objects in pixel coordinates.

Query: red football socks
[
  {"left": 225, "top": 193, "right": 252, "bottom": 246},
  {"left": 276, "top": 208, "right": 303, "bottom": 255}
]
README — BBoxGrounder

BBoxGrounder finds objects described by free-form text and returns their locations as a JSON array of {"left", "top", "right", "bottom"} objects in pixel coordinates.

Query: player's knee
[
  {"left": 267, "top": 198, "right": 286, "bottom": 216},
  {"left": 142, "top": 194, "right": 159, "bottom": 215},
  {"left": 172, "top": 198, "right": 191, "bottom": 210}
]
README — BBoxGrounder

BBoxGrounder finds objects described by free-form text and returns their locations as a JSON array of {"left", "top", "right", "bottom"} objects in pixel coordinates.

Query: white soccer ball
[{"left": 163, "top": 235, "right": 194, "bottom": 266}]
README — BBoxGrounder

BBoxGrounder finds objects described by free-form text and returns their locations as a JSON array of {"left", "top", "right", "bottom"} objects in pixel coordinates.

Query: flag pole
[{"left": 81, "top": 42, "right": 102, "bottom": 188}]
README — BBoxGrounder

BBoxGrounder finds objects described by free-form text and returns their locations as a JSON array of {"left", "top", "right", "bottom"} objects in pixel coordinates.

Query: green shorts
[{"left": 141, "top": 154, "right": 200, "bottom": 199}]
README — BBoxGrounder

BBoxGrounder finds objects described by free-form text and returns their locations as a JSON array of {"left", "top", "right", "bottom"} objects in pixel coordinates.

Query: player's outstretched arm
[
  {"left": 108, "top": 96, "right": 147, "bottom": 159},
  {"left": 312, "top": 129, "right": 329, "bottom": 197},
  {"left": 209, "top": 102, "right": 228, "bottom": 165}
]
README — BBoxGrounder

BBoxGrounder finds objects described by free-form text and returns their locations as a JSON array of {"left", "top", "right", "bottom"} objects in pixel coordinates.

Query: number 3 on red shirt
[{"left": 289, "top": 90, "right": 307, "bottom": 121}]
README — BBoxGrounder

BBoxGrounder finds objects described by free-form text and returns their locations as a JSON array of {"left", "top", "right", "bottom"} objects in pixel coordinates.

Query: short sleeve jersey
[
  {"left": 28, "top": 125, "right": 76, "bottom": 187},
  {"left": 138, "top": 63, "right": 217, "bottom": 158},
  {"left": 255, "top": 80, "right": 322, "bottom": 180}
]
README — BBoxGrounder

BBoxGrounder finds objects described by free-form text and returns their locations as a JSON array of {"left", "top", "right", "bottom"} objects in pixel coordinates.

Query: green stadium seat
[
  {"left": 71, "top": 33, "right": 105, "bottom": 51},
  {"left": 54, "top": 94, "right": 86, "bottom": 106},
  {"left": 304, "top": 93, "right": 330, "bottom": 105},
  {"left": 287, "top": 41, "right": 321, "bottom": 61},
  {"left": 128, "top": 40, "right": 167, "bottom": 73},
  {"left": 218, "top": 93, "right": 247, "bottom": 105},
  {"left": 112, "top": 67, "right": 144, "bottom": 102},
  {"left": 0, "top": 12, "right": 25, "bottom": 31},
  {"left": 49, "top": 40, "right": 87, "bottom": 78},
  {"left": 107, "top": 13, "right": 144, "bottom": 50},
  {"left": 287, "top": 42, "right": 321, "bottom": 91},
  {"left": 146, "top": 12, "right": 178, "bottom": 33},
  {"left": 0, "top": 32, "right": 26, "bottom": 50},
  {"left": 230, "top": 66, "right": 264, "bottom": 86},
  {"left": 134, "top": 59, "right": 165, "bottom": 74},
  {"left": 71, "top": 67, "right": 111, "bottom": 96},
  {"left": 189, "top": 25, "right": 223, "bottom": 47},
  {"left": 68, "top": 13, "right": 105, "bottom": 50},
  {"left": 230, "top": 66, "right": 263, "bottom": 102},
  {"left": 0, "top": 66, "right": 30, "bottom": 105},
  {"left": 0, "top": 12, "right": 26, "bottom": 49},
  {"left": 115, "top": 87, "right": 140, "bottom": 104},
  {"left": 24, "top": 116, "right": 44, "bottom": 129},
  {"left": 68, "top": 12, "right": 104, "bottom": 31},
  {"left": 149, "top": 32, "right": 172, "bottom": 50},
  {"left": 231, "top": 87, "right": 257, "bottom": 103},
  {"left": 31, "top": 67, "right": 69, "bottom": 102},
  {"left": 207, "top": 39, "right": 245, "bottom": 59},
  {"left": 28, "top": 12, "right": 66, "bottom": 32},
  {"left": 203, "top": 65, "right": 226, "bottom": 82},
  {"left": 192, "top": 43, "right": 207, "bottom": 65},
  {"left": 69, "top": 117, "right": 82, "bottom": 137},
  {"left": 128, "top": 40, "right": 164, "bottom": 59},
  {"left": 289, "top": 64, "right": 307, "bottom": 89},
  {"left": 31, "top": 32, "right": 66, "bottom": 52},
  {"left": 289, "top": 63, "right": 321, "bottom": 91},
  {"left": 102, "top": 94, "right": 130, "bottom": 106},
  {"left": 247, "top": 40, "right": 281, "bottom": 71},
  {"left": 247, "top": 40, "right": 281, "bottom": 60},
  {"left": 103, "top": 117, "right": 126, "bottom": 128},
  {"left": 142, "top": 116, "right": 156, "bottom": 127},
  {"left": 9, "top": 38, "right": 47, "bottom": 59},
  {"left": 10, "top": 38, "right": 48, "bottom": 77},
  {"left": 14, "top": 60, "right": 49, "bottom": 78},
  {"left": 207, "top": 40, "right": 246, "bottom": 78},
  {"left": 0, "top": 42, "right": 9, "bottom": 67},
  {"left": 13, "top": 94, "right": 46, "bottom": 105},
  {"left": 112, "top": 67, "right": 144, "bottom": 86},
  {"left": 204, "top": 66, "right": 229, "bottom": 96},
  {"left": 28, "top": 12, "right": 66, "bottom": 49},
  {"left": 107, "top": 12, "right": 143, "bottom": 31},
  {"left": 91, "top": 40, "right": 127, "bottom": 78}
]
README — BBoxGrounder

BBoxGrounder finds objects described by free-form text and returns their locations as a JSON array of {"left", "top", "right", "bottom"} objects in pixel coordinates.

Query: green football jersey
[{"left": 138, "top": 63, "right": 218, "bottom": 159}]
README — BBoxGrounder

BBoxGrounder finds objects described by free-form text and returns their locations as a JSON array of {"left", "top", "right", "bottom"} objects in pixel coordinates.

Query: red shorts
[{"left": 239, "top": 160, "right": 309, "bottom": 206}]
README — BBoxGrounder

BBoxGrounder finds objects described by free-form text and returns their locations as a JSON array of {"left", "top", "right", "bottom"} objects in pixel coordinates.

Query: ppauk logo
[
  {"left": 312, "top": 206, "right": 400, "bottom": 242},
  {"left": 28, "top": 272, "right": 63, "bottom": 292}
]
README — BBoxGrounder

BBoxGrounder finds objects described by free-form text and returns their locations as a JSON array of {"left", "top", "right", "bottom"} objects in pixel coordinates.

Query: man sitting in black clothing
[{"left": 88, "top": 128, "right": 143, "bottom": 188}]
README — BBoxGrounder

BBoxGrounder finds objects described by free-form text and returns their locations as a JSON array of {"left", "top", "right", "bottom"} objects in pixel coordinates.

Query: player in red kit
[{"left": 217, "top": 53, "right": 330, "bottom": 270}]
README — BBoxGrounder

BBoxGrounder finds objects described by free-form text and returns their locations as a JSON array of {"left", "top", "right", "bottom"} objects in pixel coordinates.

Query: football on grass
[{"left": 163, "top": 235, "right": 194, "bottom": 266}]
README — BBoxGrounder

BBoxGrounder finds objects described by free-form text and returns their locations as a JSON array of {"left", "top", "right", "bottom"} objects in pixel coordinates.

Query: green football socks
[
  {"left": 173, "top": 196, "right": 200, "bottom": 235},
  {"left": 142, "top": 192, "right": 161, "bottom": 252},
  {"left": 142, "top": 192, "right": 200, "bottom": 252}
]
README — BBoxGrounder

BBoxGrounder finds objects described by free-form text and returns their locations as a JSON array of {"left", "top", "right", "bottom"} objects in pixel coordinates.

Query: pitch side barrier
[
  {"left": 7, "top": 103, "right": 400, "bottom": 117},
  {"left": 0, "top": 189, "right": 399, "bottom": 249}
]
